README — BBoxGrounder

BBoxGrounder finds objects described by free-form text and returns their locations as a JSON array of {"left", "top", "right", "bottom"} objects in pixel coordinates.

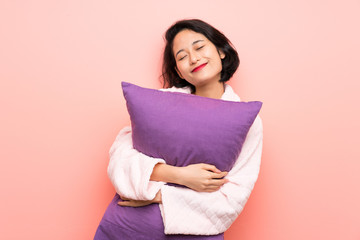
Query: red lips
[{"left": 191, "top": 63, "right": 207, "bottom": 73}]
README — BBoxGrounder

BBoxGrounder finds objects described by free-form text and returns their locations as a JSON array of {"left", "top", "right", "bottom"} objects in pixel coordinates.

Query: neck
[{"left": 193, "top": 81, "right": 225, "bottom": 99}]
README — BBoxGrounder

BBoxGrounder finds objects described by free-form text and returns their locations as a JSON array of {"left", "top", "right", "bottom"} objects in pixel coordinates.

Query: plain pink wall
[{"left": 1, "top": 0, "right": 359, "bottom": 239}]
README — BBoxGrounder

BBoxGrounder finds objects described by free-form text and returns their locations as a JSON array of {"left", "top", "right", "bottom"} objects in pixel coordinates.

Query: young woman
[{"left": 94, "top": 19, "right": 263, "bottom": 240}]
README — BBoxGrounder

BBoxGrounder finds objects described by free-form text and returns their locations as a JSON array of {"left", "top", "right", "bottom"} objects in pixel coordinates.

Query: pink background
[{"left": 1, "top": 1, "right": 359, "bottom": 239}]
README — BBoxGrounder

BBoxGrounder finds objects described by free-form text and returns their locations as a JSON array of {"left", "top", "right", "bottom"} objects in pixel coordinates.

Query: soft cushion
[
  {"left": 122, "top": 81, "right": 262, "bottom": 172},
  {"left": 94, "top": 82, "right": 263, "bottom": 240}
]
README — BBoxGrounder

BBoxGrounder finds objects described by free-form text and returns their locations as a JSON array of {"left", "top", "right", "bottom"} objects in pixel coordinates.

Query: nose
[{"left": 189, "top": 51, "right": 200, "bottom": 64}]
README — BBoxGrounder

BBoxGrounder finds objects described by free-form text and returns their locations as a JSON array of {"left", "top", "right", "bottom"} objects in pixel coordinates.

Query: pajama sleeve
[
  {"left": 107, "top": 126, "right": 166, "bottom": 200},
  {"left": 158, "top": 116, "right": 263, "bottom": 235}
]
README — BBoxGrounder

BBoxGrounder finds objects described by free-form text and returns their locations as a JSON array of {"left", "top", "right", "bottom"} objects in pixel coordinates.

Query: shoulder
[
  {"left": 224, "top": 84, "right": 263, "bottom": 135},
  {"left": 221, "top": 84, "right": 241, "bottom": 102},
  {"left": 223, "top": 84, "right": 262, "bottom": 129},
  {"left": 252, "top": 115, "right": 263, "bottom": 134}
]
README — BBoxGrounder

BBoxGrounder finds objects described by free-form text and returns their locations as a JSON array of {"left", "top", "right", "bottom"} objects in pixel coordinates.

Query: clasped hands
[{"left": 118, "top": 163, "right": 228, "bottom": 207}]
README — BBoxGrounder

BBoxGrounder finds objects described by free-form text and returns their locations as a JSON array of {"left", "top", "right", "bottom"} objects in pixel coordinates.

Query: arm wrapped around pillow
[
  {"left": 107, "top": 126, "right": 166, "bottom": 200},
  {"left": 122, "top": 82, "right": 262, "bottom": 174},
  {"left": 105, "top": 82, "right": 263, "bottom": 236},
  {"left": 159, "top": 116, "right": 263, "bottom": 234}
]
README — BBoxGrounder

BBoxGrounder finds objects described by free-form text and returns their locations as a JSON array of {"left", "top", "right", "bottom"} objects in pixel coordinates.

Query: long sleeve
[
  {"left": 159, "top": 116, "right": 263, "bottom": 235},
  {"left": 107, "top": 126, "right": 166, "bottom": 200}
]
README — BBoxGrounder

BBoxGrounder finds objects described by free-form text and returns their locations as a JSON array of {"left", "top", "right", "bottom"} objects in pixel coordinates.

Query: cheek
[
  {"left": 176, "top": 63, "right": 187, "bottom": 74},
  {"left": 217, "top": 58, "right": 223, "bottom": 70},
  {"left": 202, "top": 48, "right": 212, "bottom": 58},
  {"left": 213, "top": 54, "right": 223, "bottom": 69}
]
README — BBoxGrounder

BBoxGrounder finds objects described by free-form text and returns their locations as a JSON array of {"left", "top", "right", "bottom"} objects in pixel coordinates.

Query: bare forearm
[
  {"left": 150, "top": 163, "right": 228, "bottom": 192},
  {"left": 150, "top": 163, "right": 183, "bottom": 185}
]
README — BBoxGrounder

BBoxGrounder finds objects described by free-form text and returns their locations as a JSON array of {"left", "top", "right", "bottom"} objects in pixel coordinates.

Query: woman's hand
[
  {"left": 118, "top": 191, "right": 162, "bottom": 207},
  {"left": 118, "top": 163, "right": 227, "bottom": 207},
  {"left": 178, "top": 164, "right": 229, "bottom": 192},
  {"left": 151, "top": 163, "right": 228, "bottom": 193}
]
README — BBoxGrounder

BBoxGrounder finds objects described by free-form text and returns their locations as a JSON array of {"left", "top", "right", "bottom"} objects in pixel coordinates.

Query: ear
[
  {"left": 218, "top": 49, "right": 226, "bottom": 59},
  {"left": 175, "top": 67, "right": 184, "bottom": 79}
]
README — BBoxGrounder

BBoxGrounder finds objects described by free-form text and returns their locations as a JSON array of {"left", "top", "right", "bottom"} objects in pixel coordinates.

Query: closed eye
[
  {"left": 179, "top": 55, "right": 187, "bottom": 61},
  {"left": 197, "top": 45, "right": 205, "bottom": 50}
]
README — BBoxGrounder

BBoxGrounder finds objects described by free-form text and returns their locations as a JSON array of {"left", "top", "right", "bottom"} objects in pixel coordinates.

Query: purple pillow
[
  {"left": 122, "top": 82, "right": 262, "bottom": 172},
  {"left": 94, "top": 82, "right": 262, "bottom": 239}
]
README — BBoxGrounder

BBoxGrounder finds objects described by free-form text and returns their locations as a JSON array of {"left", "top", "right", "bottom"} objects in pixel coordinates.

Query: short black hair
[{"left": 162, "top": 19, "right": 240, "bottom": 92}]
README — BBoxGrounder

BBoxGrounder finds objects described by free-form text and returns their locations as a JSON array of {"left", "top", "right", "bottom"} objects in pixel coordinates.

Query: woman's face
[{"left": 172, "top": 29, "right": 225, "bottom": 88}]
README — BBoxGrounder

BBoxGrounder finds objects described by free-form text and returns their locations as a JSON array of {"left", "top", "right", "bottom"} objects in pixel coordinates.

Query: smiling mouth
[{"left": 191, "top": 63, "right": 207, "bottom": 73}]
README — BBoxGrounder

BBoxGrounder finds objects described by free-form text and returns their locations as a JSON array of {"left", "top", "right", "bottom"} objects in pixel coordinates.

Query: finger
[
  {"left": 118, "top": 200, "right": 152, "bottom": 207},
  {"left": 118, "top": 201, "right": 143, "bottom": 207},
  {"left": 119, "top": 195, "right": 130, "bottom": 201},
  {"left": 118, "top": 201, "right": 132, "bottom": 206},
  {"left": 210, "top": 171, "right": 228, "bottom": 179},
  {"left": 203, "top": 186, "right": 221, "bottom": 192},
  {"left": 208, "top": 178, "right": 228, "bottom": 187},
  {"left": 201, "top": 164, "right": 221, "bottom": 173},
  {"left": 206, "top": 179, "right": 229, "bottom": 190}
]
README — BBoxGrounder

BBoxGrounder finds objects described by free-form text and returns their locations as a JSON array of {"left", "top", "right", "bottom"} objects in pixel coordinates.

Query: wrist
[
  {"left": 174, "top": 166, "right": 186, "bottom": 186},
  {"left": 151, "top": 163, "right": 183, "bottom": 185}
]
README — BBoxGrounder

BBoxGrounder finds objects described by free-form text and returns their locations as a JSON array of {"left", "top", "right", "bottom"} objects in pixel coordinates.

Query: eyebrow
[{"left": 175, "top": 40, "right": 204, "bottom": 58}]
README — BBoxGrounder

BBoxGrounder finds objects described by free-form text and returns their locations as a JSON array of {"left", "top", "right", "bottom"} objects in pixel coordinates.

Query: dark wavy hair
[{"left": 161, "top": 19, "right": 240, "bottom": 92}]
